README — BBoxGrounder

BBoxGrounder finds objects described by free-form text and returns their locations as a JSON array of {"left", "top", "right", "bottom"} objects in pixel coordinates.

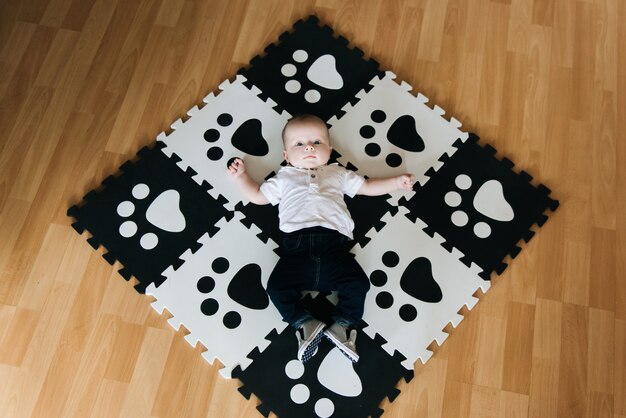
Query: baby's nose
[{"left": 305, "top": 144, "right": 315, "bottom": 151}]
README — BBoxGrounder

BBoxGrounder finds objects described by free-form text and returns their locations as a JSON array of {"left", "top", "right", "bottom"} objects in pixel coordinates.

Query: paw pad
[
  {"left": 359, "top": 109, "right": 425, "bottom": 168},
  {"left": 203, "top": 112, "right": 269, "bottom": 160},
  {"left": 281, "top": 49, "right": 343, "bottom": 103},
  {"left": 445, "top": 174, "right": 514, "bottom": 238},
  {"left": 285, "top": 345, "right": 363, "bottom": 417},
  {"left": 117, "top": 183, "right": 185, "bottom": 250},
  {"left": 197, "top": 258, "right": 270, "bottom": 330},
  {"left": 369, "top": 251, "right": 443, "bottom": 322}
]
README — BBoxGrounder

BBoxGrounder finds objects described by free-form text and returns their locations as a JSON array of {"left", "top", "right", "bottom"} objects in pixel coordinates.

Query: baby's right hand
[{"left": 226, "top": 158, "right": 246, "bottom": 177}]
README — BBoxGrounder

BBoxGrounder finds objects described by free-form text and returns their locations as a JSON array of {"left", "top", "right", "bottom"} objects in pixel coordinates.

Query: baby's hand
[
  {"left": 226, "top": 158, "right": 246, "bottom": 177},
  {"left": 396, "top": 174, "right": 415, "bottom": 191}
]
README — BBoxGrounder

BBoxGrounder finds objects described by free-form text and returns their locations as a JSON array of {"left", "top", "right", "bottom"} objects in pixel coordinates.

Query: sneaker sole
[{"left": 297, "top": 322, "right": 326, "bottom": 363}]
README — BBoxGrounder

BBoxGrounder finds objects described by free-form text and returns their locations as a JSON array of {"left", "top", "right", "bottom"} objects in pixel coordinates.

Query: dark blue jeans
[{"left": 266, "top": 227, "right": 370, "bottom": 329}]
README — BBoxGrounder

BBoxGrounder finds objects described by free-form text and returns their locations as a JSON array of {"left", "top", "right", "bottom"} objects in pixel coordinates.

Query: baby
[{"left": 227, "top": 114, "right": 414, "bottom": 363}]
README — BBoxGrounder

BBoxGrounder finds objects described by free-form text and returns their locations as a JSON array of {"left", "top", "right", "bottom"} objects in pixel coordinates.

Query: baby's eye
[
  {"left": 314, "top": 140, "right": 322, "bottom": 145},
  {"left": 295, "top": 142, "right": 303, "bottom": 146}
]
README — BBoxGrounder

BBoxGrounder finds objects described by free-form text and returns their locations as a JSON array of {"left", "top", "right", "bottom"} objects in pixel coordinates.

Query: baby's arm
[
  {"left": 226, "top": 158, "right": 270, "bottom": 205},
  {"left": 357, "top": 173, "right": 415, "bottom": 196}
]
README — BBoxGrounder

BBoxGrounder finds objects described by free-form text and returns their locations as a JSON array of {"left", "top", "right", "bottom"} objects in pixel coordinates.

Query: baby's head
[{"left": 281, "top": 114, "right": 332, "bottom": 169}]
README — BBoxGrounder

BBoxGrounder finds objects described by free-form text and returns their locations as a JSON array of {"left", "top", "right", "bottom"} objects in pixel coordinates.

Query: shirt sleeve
[
  {"left": 259, "top": 172, "right": 282, "bottom": 205},
  {"left": 342, "top": 167, "right": 366, "bottom": 197}
]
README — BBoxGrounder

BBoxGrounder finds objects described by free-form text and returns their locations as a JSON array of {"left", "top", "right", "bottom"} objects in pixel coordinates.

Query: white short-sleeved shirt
[{"left": 259, "top": 164, "right": 365, "bottom": 239}]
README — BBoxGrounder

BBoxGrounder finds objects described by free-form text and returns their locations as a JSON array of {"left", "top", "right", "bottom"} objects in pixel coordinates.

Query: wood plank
[
  {"left": 0, "top": 280, "right": 79, "bottom": 418},
  {"left": 30, "top": 251, "right": 113, "bottom": 418},
  {"left": 417, "top": 0, "right": 447, "bottom": 62},
  {"left": 151, "top": 337, "right": 217, "bottom": 418},
  {"left": 472, "top": 314, "right": 506, "bottom": 389},
  {"left": 468, "top": 385, "right": 500, "bottom": 418},
  {"left": 615, "top": 320, "right": 626, "bottom": 415},
  {"left": 589, "top": 227, "right": 616, "bottom": 311},
  {"left": 441, "top": 380, "right": 472, "bottom": 418},
  {"left": 0, "top": 308, "right": 39, "bottom": 366},
  {"left": 587, "top": 308, "right": 614, "bottom": 394},
  {"left": 558, "top": 303, "right": 588, "bottom": 418},
  {"left": 502, "top": 302, "right": 535, "bottom": 394},
  {"left": 499, "top": 390, "right": 529, "bottom": 418},
  {"left": 117, "top": 328, "right": 173, "bottom": 418},
  {"left": 591, "top": 91, "right": 617, "bottom": 229},
  {"left": 528, "top": 298, "right": 562, "bottom": 418}
]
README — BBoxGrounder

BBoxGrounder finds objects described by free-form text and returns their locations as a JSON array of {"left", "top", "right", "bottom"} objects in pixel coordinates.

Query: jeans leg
[
  {"left": 329, "top": 262, "right": 370, "bottom": 327},
  {"left": 266, "top": 232, "right": 317, "bottom": 328},
  {"left": 319, "top": 234, "right": 370, "bottom": 328},
  {"left": 266, "top": 264, "right": 313, "bottom": 328}
]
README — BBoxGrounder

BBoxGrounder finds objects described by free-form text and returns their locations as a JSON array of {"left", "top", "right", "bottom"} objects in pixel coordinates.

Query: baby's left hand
[{"left": 396, "top": 174, "right": 415, "bottom": 191}]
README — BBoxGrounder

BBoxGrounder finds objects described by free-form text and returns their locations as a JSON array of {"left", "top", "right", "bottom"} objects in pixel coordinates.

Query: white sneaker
[
  {"left": 323, "top": 322, "right": 359, "bottom": 363},
  {"left": 296, "top": 319, "right": 326, "bottom": 363}
]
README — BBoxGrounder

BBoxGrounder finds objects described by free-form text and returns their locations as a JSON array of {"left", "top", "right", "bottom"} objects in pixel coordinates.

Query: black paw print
[
  {"left": 203, "top": 113, "right": 269, "bottom": 161},
  {"left": 197, "top": 257, "right": 270, "bottom": 329},
  {"left": 359, "top": 110, "right": 425, "bottom": 167},
  {"left": 369, "top": 251, "right": 442, "bottom": 322}
]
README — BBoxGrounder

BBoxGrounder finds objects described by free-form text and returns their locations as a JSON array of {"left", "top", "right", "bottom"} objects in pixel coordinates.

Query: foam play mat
[{"left": 68, "top": 16, "right": 559, "bottom": 418}]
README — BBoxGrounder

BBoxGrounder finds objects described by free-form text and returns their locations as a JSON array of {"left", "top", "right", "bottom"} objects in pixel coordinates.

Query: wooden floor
[{"left": 0, "top": 0, "right": 624, "bottom": 417}]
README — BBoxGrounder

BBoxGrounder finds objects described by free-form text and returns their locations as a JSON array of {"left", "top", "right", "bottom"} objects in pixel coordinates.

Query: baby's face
[{"left": 282, "top": 120, "right": 332, "bottom": 169}]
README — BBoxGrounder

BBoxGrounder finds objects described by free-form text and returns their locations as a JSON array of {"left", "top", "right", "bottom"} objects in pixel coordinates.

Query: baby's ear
[{"left": 282, "top": 150, "right": 288, "bottom": 161}]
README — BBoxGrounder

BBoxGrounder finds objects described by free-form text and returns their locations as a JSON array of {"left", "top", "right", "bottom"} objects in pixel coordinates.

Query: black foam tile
[
  {"left": 67, "top": 144, "right": 232, "bottom": 293},
  {"left": 233, "top": 294, "right": 412, "bottom": 418},
  {"left": 400, "top": 134, "right": 559, "bottom": 280},
  {"left": 238, "top": 16, "right": 382, "bottom": 121}
]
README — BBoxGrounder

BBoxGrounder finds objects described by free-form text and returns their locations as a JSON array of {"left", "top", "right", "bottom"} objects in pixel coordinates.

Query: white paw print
[
  {"left": 284, "top": 346, "right": 362, "bottom": 417},
  {"left": 285, "top": 358, "right": 334, "bottom": 417},
  {"left": 117, "top": 183, "right": 186, "bottom": 250},
  {"left": 281, "top": 49, "right": 343, "bottom": 103},
  {"left": 445, "top": 174, "right": 514, "bottom": 238}
]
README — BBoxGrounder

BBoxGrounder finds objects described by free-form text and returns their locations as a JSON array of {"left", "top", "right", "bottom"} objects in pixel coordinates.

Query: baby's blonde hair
[{"left": 281, "top": 114, "right": 328, "bottom": 145}]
